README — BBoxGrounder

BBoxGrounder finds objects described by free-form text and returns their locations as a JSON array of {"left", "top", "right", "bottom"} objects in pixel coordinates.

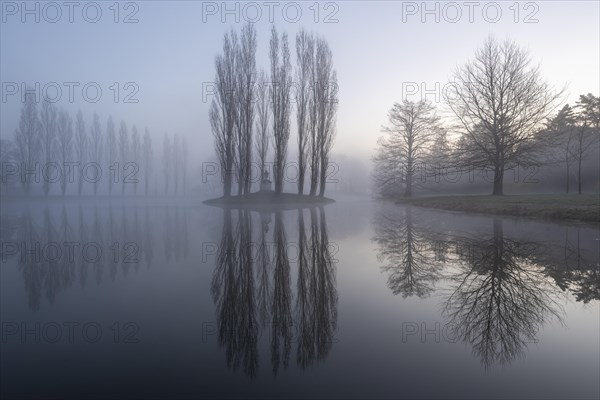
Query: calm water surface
[{"left": 1, "top": 196, "right": 598, "bottom": 399}]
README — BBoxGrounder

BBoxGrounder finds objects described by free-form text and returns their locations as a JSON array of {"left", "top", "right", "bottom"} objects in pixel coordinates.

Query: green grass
[{"left": 395, "top": 194, "right": 600, "bottom": 223}]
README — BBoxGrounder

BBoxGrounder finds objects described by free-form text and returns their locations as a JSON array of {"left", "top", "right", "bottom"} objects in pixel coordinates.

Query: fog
[
  {"left": 1, "top": 2, "right": 598, "bottom": 194},
  {"left": 1, "top": 2, "right": 599, "bottom": 399}
]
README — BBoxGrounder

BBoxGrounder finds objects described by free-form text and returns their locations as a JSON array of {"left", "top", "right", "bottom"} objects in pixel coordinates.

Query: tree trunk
[
  {"left": 492, "top": 164, "right": 504, "bottom": 196},
  {"left": 237, "top": 174, "right": 243, "bottom": 196},
  {"left": 298, "top": 159, "right": 305, "bottom": 195},
  {"left": 309, "top": 153, "right": 318, "bottom": 196},
  {"left": 405, "top": 159, "right": 413, "bottom": 197},
  {"left": 566, "top": 162, "right": 570, "bottom": 194},
  {"left": 577, "top": 156, "right": 582, "bottom": 195},
  {"left": 223, "top": 165, "right": 232, "bottom": 197},
  {"left": 318, "top": 157, "right": 327, "bottom": 197}
]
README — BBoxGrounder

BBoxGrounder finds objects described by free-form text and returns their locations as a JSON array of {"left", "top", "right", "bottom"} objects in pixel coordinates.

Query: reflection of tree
[
  {"left": 296, "top": 207, "right": 337, "bottom": 368},
  {"left": 373, "top": 207, "right": 439, "bottom": 298},
  {"left": 19, "top": 207, "right": 42, "bottom": 311},
  {"left": 162, "top": 206, "right": 190, "bottom": 265},
  {"left": 144, "top": 206, "right": 154, "bottom": 268},
  {"left": 108, "top": 207, "right": 117, "bottom": 282},
  {"left": 443, "top": 219, "right": 564, "bottom": 368},
  {"left": 210, "top": 206, "right": 338, "bottom": 377},
  {"left": 9, "top": 205, "right": 165, "bottom": 311},
  {"left": 211, "top": 209, "right": 259, "bottom": 378},
  {"left": 93, "top": 206, "right": 104, "bottom": 284},
  {"left": 78, "top": 206, "right": 89, "bottom": 287},
  {"left": 556, "top": 227, "right": 599, "bottom": 303},
  {"left": 271, "top": 210, "right": 292, "bottom": 374},
  {"left": 256, "top": 212, "right": 272, "bottom": 326},
  {"left": 43, "top": 206, "right": 62, "bottom": 305},
  {"left": 121, "top": 206, "right": 131, "bottom": 277},
  {"left": 59, "top": 206, "right": 76, "bottom": 291}
]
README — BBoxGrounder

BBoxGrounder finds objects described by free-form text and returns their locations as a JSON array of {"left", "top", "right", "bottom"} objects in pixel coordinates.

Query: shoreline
[
  {"left": 203, "top": 190, "right": 335, "bottom": 207},
  {"left": 394, "top": 194, "right": 600, "bottom": 224}
]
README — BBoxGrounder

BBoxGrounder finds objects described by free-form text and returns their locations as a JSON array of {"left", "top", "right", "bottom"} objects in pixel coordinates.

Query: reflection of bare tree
[
  {"left": 9, "top": 205, "right": 160, "bottom": 311},
  {"left": 78, "top": 206, "right": 89, "bottom": 287},
  {"left": 296, "top": 207, "right": 337, "bottom": 369},
  {"left": 443, "top": 219, "right": 564, "bottom": 368},
  {"left": 144, "top": 206, "right": 154, "bottom": 268},
  {"left": 59, "top": 206, "right": 75, "bottom": 292},
  {"left": 256, "top": 212, "right": 272, "bottom": 326},
  {"left": 43, "top": 206, "right": 61, "bottom": 305},
  {"left": 237, "top": 209, "right": 258, "bottom": 376},
  {"left": 373, "top": 207, "right": 439, "bottom": 298},
  {"left": 271, "top": 210, "right": 292, "bottom": 374},
  {"left": 92, "top": 206, "right": 104, "bottom": 284},
  {"left": 211, "top": 206, "right": 338, "bottom": 377},
  {"left": 296, "top": 209, "right": 312, "bottom": 367},
  {"left": 19, "top": 207, "right": 42, "bottom": 311},
  {"left": 211, "top": 209, "right": 259, "bottom": 378},
  {"left": 108, "top": 207, "right": 117, "bottom": 282},
  {"left": 121, "top": 206, "right": 131, "bottom": 277},
  {"left": 164, "top": 207, "right": 172, "bottom": 263},
  {"left": 133, "top": 207, "right": 141, "bottom": 272}
]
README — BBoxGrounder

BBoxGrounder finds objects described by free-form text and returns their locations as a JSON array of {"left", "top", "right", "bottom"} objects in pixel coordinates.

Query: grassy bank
[
  {"left": 395, "top": 194, "right": 600, "bottom": 223},
  {"left": 204, "top": 190, "right": 335, "bottom": 208}
]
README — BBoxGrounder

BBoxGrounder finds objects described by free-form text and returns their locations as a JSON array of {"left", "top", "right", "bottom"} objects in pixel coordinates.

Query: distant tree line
[
  {"left": 1, "top": 96, "right": 190, "bottom": 197},
  {"left": 373, "top": 37, "right": 600, "bottom": 197},
  {"left": 210, "top": 23, "right": 338, "bottom": 197}
]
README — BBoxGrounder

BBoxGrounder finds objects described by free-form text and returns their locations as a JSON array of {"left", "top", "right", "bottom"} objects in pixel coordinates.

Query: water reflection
[
  {"left": 373, "top": 207, "right": 599, "bottom": 367},
  {"left": 0, "top": 205, "right": 189, "bottom": 311},
  {"left": 373, "top": 207, "right": 440, "bottom": 298},
  {"left": 442, "top": 218, "right": 564, "bottom": 367},
  {"left": 210, "top": 206, "right": 338, "bottom": 378}
]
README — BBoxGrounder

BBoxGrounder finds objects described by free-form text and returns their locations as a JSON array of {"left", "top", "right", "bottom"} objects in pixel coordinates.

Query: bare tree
[
  {"left": 14, "top": 93, "right": 41, "bottom": 195},
  {"left": 295, "top": 29, "right": 314, "bottom": 194},
  {"left": 269, "top": 26, "right": 292, "bottom": 194},
  {"left": 572, "top": 94, "right": 600, "bottom": 194},
  {"left": 372, "top": 136, "right": 405, "bottom": 197},
  {"left": 0, "top": 139, "right": 18, "bottom": 194},
  {"left": 306, "top": 35, "right": 338, "bottom": 197},
  {"left": 255, "top": 69, "right": 270, "bottom": 185},
  {"left": 74, "top": 109, "right": 88, "bottom": 196},
  {"left": 39, "top": 98, "right": 57, "bottom": 196},
  {"left": 89, "top": 112, "right": 103, "bottom": 196},
  {"left": 545, "top": 104, "right": 576, "bottom": 193},
  {"left": 446, "top": 36, "right": 561, "bottom": 195},
  {"left": 106, "top": 116, "right": 117, "bottom": 196},
  {"left": 143, "top": 128, "right": 152, "bottom": 196},
  {"left": 315, "top": 37, "right": 338, "bottom": 197},
  {"left": 118, "top": 120, "right": 129, "bottom": 196},
  {"left": 235, "top": 23, "right": 257, "bottom": 195},
  {"left": 56, "top": 108, "right": 73, "bottom": 196},
  {"left": 308, "top": 50, "right": 319, "bottom": 196},
  {"left": 210, "top": 29, "right": 238, "bottom": 197},
  {"left": 131, "top": 125, "right": 141, "bottom": 195},
  {"left": 381, "top": 100, "right": 439, "bottom": 197}
]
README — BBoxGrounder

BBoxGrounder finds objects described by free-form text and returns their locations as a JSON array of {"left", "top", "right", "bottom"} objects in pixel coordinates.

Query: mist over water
[
  {"left": 1, "top": 197, "right": 598, "bottom": 398},
  {"left": 1, "top": 1, "right": 599, "bottom": 399}
]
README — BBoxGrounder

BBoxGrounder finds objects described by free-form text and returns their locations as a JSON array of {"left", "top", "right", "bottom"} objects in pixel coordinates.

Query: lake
[{"left": 1, "top": 196, "right": 598, "bottom": 399}]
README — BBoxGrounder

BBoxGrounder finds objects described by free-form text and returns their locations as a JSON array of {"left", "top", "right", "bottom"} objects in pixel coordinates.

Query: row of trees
[
  {"left": 374, "top": 37, "right": 599, "bottom": 197},
  {"left": 210, "top": 24, "right": 338, "bottom": 197},
  {"left": 1, "top": 95, "right": 190, "bottom": 196}
]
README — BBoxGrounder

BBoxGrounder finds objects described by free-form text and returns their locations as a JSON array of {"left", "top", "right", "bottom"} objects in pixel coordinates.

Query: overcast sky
[{"left": 1, "top": 0, "right": 598, "bottom": 166}]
